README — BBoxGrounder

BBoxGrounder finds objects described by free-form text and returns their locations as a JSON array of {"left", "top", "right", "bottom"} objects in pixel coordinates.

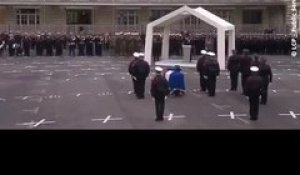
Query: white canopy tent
[{"left": 144, "top": 5, "right": 235, "bottom": 70}]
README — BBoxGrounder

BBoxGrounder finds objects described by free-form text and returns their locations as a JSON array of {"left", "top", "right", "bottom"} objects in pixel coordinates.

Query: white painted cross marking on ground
[
  {"left": 81, "top": 68, "right": 97, "bottom": 71},
  {"left": 74, "top": 74, "right": 88, "bottom": 77},
  {"left": 3, "top": 70, "right": 22, "bottom": 74},
  {"left": 25, "top": 65, "right": 38, "bottom": 69},
  {"left": 128, "top": 91, "right": 133, "bottom": 95},
  {"left": 22, "top": 107, "right": 39, "bottom": 115},
  {"left": 16, "top": 119, "right": 56, "bottom": 129},
  {"left": 279, "top": 111, "right": 300, "bottom": 119},
  {"left": 294, "top": 90, "right": 300, "bottom": 93},
  {"left": 0, "top": 97, "right": 6, "bottom": 102},
  {"left": 55, "top": 69, "right": 71, "bottom": 72},
  {"left": 92, "top": 115, "right": 123, "bottom": 124},
  {"left": 218, "top": 111, "right": 247, "bottom": 120},
  {"left": 272, "top": 90, "right": 278, "bottom": 94},
  {"left": 165, "top": 113, "right": 186, "bottom": 121},
  {"left": 30, "top": 70, "right": 50, "bottom": 73}
]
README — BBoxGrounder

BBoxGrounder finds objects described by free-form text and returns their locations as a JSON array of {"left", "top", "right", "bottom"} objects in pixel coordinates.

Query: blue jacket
[{"left": 169, "top": 69, "right": 185, "bottom": 91}]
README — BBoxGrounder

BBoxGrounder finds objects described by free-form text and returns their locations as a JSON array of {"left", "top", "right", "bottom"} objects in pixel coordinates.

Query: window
[
  {"left": 66, "top": 10, "right": 92, "bottom": 25},
  {"left": 117, "top": 10, "right": 138, "bottom": 26},
  {"left": 150, "top": 9, "right": 171, "bottom": 21},
  {"left": 211, "top": 9, "right": 233, "bottom": 22},
  {"left": 16, "top": 9, "right": 40, "bottom": 25},
  {"left": 242, "top": 10, "right": 263, "bottom": 24}
]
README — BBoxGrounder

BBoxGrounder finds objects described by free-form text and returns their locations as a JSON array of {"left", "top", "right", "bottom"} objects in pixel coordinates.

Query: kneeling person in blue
[{"left": 166, "top": 65, "right": 186, "bottom": 96}]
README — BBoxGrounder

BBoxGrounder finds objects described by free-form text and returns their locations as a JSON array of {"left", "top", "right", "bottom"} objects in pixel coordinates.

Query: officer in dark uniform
[
  {"left": 203, "top": 52, "right": 220, "bottom": 97},
  {"left": 151, "top": 66, "right": 170, "bottom": 121},
  {"left": 14, "top": 32, "right": 22, "bottom": 56},
  {"left": 259, "top": 58, "right": 272, "bottom": 105},
  {"left": 7, "top": 34, "right": 16, "bottom": 57},
  {"left": 68, "top": 34, "right": 77, "bottom": 57},
  {"left": 94, "top": 34, "right": 103, "bottom": 56},
  {"left": 240, "top": 49, "right": 253, "bottom": 95},
  {"left": 78, "top": 35, "right": 85, "bottom": 56},
  {"left": 23, "top": 33, "right": 31, "bottom": 57},
  {"left": 85, "top": 35, "right": 94, "bottom": 56},
  {"left": 45, "top": 33, "right": 54, "bottom": 56},
  {"left": 133, "top": 53, "right": 150, "bottom": 99},
  {"left": 245, "top": 66, "right": 263, "bottom": 121},
  {"left": 35, "top": 34, "right": 44, "bottom": 56},
  {"left": 152, "top": 35, "right": 161, "bottom": 62},
  {"left": 227, "top": 50, "right": 240, "bottom": 91},
  {"left": 54, "top": 33, "right": 63, "bottom": 56},
  {"left": 128, "top": 52, "right": 140, "bottom": 95},
  {"left": 196, "top": 50, "right": 209, "bottom": 91}
]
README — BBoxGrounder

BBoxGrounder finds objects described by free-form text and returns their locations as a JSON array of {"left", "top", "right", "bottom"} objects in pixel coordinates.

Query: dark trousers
[
  {"left": 249, "top": 95, "right": 260, "bottom": 120},
  {"left": 24, "top": 47, "right": 30, "bottom": 56},
  {"left": 69, "top": 46, "right": 76, "bottom": 57},
  {"left": 55, "top": 48, "right": 63, "bottom": 56},
  {"left": 241, "top": 74, "right": 249, "bottom": 95},
  {"left": 261, "top": 83, "right": 269, "bottom": 104},
  {"left": 95, "top": 44, "right": 102, "bottom": 56},
  {"left": 132, "top": 78, "right": 137, "bottom": 94},
  {"left": 136, "top": 79, "right": 146, "bottom": 98},
  {"left": 200, "top": 75, "right": 207, "bottom": 91},
  {"left": 207, "top": 76, "right": 216, "bottom": 96},
  {"left": 230, "top": 71, "right": 239, "bottom": 91},
  {"left": 78, "top": 45, "right": 85, "bottom": 56},
  {"left": 9, "top": 48, "right": 15, "bottom": 56},
  {"left": 155, "top": 98, "right": 165, "bottom": 120}
]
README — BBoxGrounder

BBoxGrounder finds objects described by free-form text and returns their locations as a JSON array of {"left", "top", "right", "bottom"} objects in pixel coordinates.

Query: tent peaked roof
[{"left": 148, "top": 5, "right": 234, "bottom": 31}]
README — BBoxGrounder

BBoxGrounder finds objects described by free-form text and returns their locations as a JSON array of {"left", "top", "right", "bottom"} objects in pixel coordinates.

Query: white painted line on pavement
[
  {"left": 279, "top": 111, "right": 300, "bottom": 119},
  {"left": 92, "top": 115, "right": 123, "bottom": 124}
]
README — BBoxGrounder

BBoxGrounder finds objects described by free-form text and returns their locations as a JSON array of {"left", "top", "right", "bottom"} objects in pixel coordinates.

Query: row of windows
[{"left": 15, "top": 9, "right": 264, "bottom": 26}]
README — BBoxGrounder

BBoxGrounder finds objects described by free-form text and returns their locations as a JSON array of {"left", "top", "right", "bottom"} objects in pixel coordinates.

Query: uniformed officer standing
[
  {"left": 23, "top": 33, "right": 31, "bottom": 57},
  {"left": 240, "top": 49, "right": 253, "bottom": 95},
  {"left": 128, "top": 52, "right": 140, "bottom": 95},
  {"left": 35, "top": 34, "right": 44, "bottom": 56},
  {"left": 245, "top": 66, "right": 263, "bottom": 120},
  {"left": 94, "top": 34, "right": 103, "bottom": 56},
  {"left": 196, "top": 50, "right": 209, "bottom": 91},
  {"left": 54, "top": 33, "right": 63, "bottom": 56},
  {"left": 203, "top": 52, "right": 220, "bottom": 97},
  {"left": 7, "top": 34, "right": 16, "bottom": 57},
  {"left": 151, "top": 66, "right": 170, "bottom": 121},
  {"left": 78, "top": 35, "right": 85, "bottom": 56},
  {"left": 45, "top": 33, "right": 54, "bottom": 56},
  {"left": 227, "top": 50, "right": 240, "bottom": 91},
  {"left": 68, "top": 34, "right": 77, "bottom": 57},
  {"left": 133, "top": 53, "right": 150, "bottom": 99},
  {"left": 85, "top": 35, "right": 94, "bottom": 56},
  {"left": 259, "top": 58, "right": 272, "bottom": 105}
]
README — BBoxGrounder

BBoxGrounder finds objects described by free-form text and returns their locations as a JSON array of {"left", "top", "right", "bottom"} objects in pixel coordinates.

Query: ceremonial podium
[{"left": 182, "top": 45, "right": 191, "bottom": 62}]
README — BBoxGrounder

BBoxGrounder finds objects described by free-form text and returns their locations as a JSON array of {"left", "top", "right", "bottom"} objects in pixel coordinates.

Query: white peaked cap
[
  {"left": 139, "top": 52, "right": 145, "bottom": 57},
  {"left": 207, "top": 52, "right": 216, "bottom": 56},
  {"left": 155, "top": 66, "right": 163, "bottom": 72},
  {"left": 133, "top": 52, "right": 140, "bottom": 57},
  {"left": 201, "top": 50, "right": 207, "bottom": 55},
  {"left": 250, "top": 66, "right": 259, "bottom": 72}
]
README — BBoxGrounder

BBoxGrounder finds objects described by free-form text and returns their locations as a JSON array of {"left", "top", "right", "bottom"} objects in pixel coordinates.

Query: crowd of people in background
[{"left": 0, "top": 31, "right": 295, "bottom": 59}]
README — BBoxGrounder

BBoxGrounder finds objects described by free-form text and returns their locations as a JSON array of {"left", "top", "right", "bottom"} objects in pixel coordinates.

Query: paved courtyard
[{"left": 0, "top": 55, "right": 299, "bottom": 129}]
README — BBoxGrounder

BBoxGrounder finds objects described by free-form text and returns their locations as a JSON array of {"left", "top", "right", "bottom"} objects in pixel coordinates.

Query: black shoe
[
  {"left": 250, "top": 118, "right": 258, "bottom": 121},
  {"left": 155, "top": 118, "right": 164, "bottom": 122}
]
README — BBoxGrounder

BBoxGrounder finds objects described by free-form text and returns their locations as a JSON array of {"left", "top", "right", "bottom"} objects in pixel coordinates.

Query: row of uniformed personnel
[{"left": 0, "top": 33, "right": 109, "bottom": 57}]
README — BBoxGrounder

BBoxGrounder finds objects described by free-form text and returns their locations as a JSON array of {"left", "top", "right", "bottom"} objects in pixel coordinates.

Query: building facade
[{"left": 0, "top": 0, "right": 298, "bottom": 34}]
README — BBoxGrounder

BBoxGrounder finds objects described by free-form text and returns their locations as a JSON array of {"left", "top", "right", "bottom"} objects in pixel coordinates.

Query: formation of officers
[
  {"left": 0, "top": 31, "right": 145, "bottom": 58},
  {"left": 129, "top": 49, "right": 272, "bottom": 122},
  {"left": 197, "top": 48, "right": 272, "bottom": 120},
  {"left": 226, "top": 49, "right": 272, "bottom": 120}
]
